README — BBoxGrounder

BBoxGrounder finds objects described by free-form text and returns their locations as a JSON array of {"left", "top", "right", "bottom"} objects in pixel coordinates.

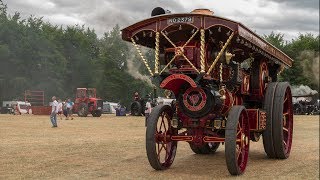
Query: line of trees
[
  {"left": 0, "top": 1, "right": 319, "bottom": 107},
  {"left": 0, "top": 1, "right": 153, "bottom": 106}
]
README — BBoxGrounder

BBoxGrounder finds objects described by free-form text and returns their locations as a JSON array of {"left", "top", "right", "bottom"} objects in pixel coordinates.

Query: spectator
[
  {"left": 134, "top": 92, "right": 140, "bottom": 101},
  {"left": 62, "top": 99, "right": 68, "bottom": 118},
  {"left": 145, "top": 98, "right": 152, "bottom": 127},
  {"left": 57, "top": 99, "right": 63, "bottom": 120},
  {"left": 66, "top": 98, "right": 74, "bottom": 120},
  {"left": 50, "top": 96, "right": 58, "bottom": 128}
]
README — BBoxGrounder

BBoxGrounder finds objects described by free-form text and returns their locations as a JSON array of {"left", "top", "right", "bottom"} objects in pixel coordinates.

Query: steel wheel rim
[
  {"left": 282, "top": 87, "right": 293, "bottom": 155},
  {"left": 236, "top": 110, "right": 249, "bottom": 172},
  {"left": 155, "top": 110, "right": 176, "bottom": 167}
]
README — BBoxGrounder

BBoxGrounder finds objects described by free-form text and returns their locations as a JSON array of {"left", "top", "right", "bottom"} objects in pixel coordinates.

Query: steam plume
[
  {"left": 299, "top": 50, "right": 319, "bottom": 88},
  {"left": 291, "top": 85, "right": 318, "bottom": 96},
  {"left": 126, "top": 47, "right": 153, "bottom": 87}
]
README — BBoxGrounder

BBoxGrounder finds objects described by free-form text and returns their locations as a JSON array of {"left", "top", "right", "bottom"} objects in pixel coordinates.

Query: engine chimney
[{"left": 191, "top": 9, "right": 214, "bottom": 15}]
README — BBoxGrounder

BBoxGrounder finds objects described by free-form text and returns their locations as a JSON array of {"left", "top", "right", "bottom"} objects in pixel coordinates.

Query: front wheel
[
  {"left": 146, "top": 105, "right": 177, "bottom": 170},
  {"left": 225, "top": 106, "right": 250, "bottom": 175}
]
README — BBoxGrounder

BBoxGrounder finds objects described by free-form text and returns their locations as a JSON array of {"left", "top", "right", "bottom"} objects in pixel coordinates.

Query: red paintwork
[
  {"left": 283, "top": 87, "right": 293, "bottom": 157},
  {"left": 31, "top": 106, "right": 51, "bottom": 115},
  {"left": 236, "top": 108, "right": 250, "bottom": 173},
  {"left": 123, "top": 9, "right": 294, "bottom": 174},
  {"left": 219, "top": 89, "right": 234, "bottom": 115},
  {"left": 154, "top": 107, "right": 177, "bottom": 168},
  {"left": 182, "top": 87, "right": 207, "bottom": 112},
  {"left": 73, "top": 88, "right": 101, "bottom": 114},
  {"left": 160, "top": 74, "right": 197, "bottom": 95},
  {"left": 122, "top": 13, "right": 293, "bottom": 67}
]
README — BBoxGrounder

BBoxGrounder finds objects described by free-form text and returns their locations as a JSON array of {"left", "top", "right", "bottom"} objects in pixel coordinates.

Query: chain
[
  {"left": 220, "top": 63, "right": 223, "bottom": 82},
  {"left": 207, "top": 32, "right": 234, "bottom": 76},
  {"left": 131, "top": 37, "right": 154, "bottom": 76},
  {"left": 181, "top": 53, "right": 200, "bottom": 74},
  {"left": 200, "top": 29, "right": 206, "bottom": 73},
  {"left": 154, "top": 32, "right": 160, "bottom": 74},
  {"left": 159, "top": 54, "right": 177, "bottom": 74},
  {"left": 159, "top": 28, "right": 200, "bottom": 74}
]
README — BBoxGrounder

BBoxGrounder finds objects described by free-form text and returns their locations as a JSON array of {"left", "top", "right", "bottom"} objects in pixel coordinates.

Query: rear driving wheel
[
  {"left": 273, "top": 83, "right": 293, "bottom": 159},
  {"left": 263, "top": 82, "right": 293, "bottom": 159},
  {"left": 146, "top": 105, "right": 178, "bottom": 170},
  {"left": 92, "top": 110, "right": 102, "bottom": 117},
  {"left": 225, "top": 106, "right": 250, "bottom": 175},
  {"left": 77, "top": 103, "right": 88, "bottom": 117}
]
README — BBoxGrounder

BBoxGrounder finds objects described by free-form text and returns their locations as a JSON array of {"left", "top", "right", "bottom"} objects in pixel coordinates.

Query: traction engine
[{"left": 122, "top": 7, "right": 294, "bottom": 175}]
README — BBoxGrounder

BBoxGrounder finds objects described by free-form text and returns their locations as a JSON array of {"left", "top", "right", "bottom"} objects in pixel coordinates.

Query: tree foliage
[
  {"left": 0, "top": 1, "right": 152, "bottom": 106},
  {"left": 264, "top": 32, "right": 319, "bottom": 90}
]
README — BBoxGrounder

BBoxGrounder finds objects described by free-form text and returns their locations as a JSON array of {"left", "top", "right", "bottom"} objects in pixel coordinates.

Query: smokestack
[{"left": 151, "top": 7, "right": 171, "bottom": 16}]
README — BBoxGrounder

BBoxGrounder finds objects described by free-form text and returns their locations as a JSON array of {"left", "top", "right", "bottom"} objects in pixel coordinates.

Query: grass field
[{"left": 0, "top": 114, "right": 319, "bottom": 179}]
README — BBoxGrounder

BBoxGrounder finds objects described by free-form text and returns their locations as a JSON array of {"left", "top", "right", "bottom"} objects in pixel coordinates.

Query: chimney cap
[{"left": 191, "top": 9, "right": 214, "bottom": 15}]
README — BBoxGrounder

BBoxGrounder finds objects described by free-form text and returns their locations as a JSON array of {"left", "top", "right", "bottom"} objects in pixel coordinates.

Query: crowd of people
[{"left": 50, "top": 96, "right": 74, "bottom": 128}]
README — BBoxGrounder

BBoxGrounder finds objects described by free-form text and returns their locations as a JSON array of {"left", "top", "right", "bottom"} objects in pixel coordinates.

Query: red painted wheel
[
  {"left": 263, "top": 82, "right": 293, "bottom": 159},
  {"left": 273, "top": 83, "right": 293, "bottom": 158},
  {"left": 225, "top": 106, "right": 250, "bottom": 175},
  {"left": 146, "top": 105, "right": 177, "bottom": 170}
]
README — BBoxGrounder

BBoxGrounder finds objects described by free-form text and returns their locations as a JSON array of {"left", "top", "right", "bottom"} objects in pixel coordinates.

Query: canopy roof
[{"left": 122, "top": 11, "right": 293, "bottom": 67}]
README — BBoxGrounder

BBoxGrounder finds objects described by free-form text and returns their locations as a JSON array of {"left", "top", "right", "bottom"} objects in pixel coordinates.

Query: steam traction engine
[{"left": 122, "top": 8, "right": 293, "bottom": 175}]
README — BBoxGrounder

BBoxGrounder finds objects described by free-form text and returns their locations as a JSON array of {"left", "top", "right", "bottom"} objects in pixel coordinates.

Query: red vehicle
[
  {"left": 122, "top": 8, "right": 293, "bottom": 175},
  {"left": 73, "top": 88, "right": 103, "bottom": 117}
]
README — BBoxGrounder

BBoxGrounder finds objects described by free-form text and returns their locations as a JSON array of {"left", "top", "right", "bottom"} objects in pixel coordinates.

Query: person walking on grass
[
  {"left": 66, "top": 98, "right": 74, "bottom": 120},
  {"left": 57, "top": 99, "right": 63, "bottom": 120},
  {"left": 144, "top": 98, "right": 152, "bottom": 127},
  {"left": 50, "top": 96, "right": 58, "bottom": 128}
]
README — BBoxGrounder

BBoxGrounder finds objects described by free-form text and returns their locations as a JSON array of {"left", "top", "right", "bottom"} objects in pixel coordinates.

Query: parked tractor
[
  {"left": 122, "top": 7, "right": 294, "bottom": 175},
  {"left": 73, "top": 88, "right": 103, "bottom": 117}
]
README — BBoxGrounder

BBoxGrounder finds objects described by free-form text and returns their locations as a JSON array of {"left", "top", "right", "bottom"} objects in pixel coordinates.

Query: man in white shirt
[
  {"left": 50, "top": 96, "right": 58, "bottom": 127},
  {"left": 145, "top": 98, "right": 152, "bottom": 127},
  {"left": 57, "top": 99, "right": 63, "bottom": 120}
]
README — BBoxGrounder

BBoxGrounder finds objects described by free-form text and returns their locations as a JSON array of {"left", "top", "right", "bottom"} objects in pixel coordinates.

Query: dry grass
[{"left": 0, "top": 114, "right": 319, "bottom": 179}]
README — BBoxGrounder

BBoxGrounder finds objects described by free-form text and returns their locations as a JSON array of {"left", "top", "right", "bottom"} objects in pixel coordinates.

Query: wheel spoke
[
  {"left": 159, "top": 116, "right": 164, "bottom": 131},
  {"left": 283, "top": 140, "right": 287, "bottom": 147},
  {"left": 283, "top": 112, "right": 289, "bottom": 116},
  {"left": 163, "top": 117, "right": 167, "bottom": 132},
  {"left": 157, "top": 143, "right": 161, "bottom": 159},
  {"left": 158, "top": 143, "right": 165, "bottom": 160},
  {"left": 165, "top": 144, "right": 169, "bottom": 159},
  {"left": 237, "top": 123, "right": 242, "bottom": 134},
  {"left": 283, "top": 97, "right": 288, "bottom": 104},
  {"left": 236, "top": 130, "right": 241, "bottom": 136},
  {"left": 283, "top": 127, "right": 288, "bottom": 132},
  {"left": 236, "top": 145, "right": 242, "bottom": 160}
]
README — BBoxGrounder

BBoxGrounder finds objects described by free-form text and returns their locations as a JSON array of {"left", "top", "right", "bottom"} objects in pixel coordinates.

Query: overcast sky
[{"left": 4, "top": 0, "right": 319, "bottom": 40}]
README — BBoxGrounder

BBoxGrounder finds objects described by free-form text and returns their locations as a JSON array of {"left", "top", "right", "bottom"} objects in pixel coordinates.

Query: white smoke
[
  {"left": 299, "top": 50, "right": 319, "bottom": 88},
  {"left": 291, "top": 85, "right": 318, "bottom": 96},
  {"left": 126, "top": 47, "right": 153, "bottom": 87}
]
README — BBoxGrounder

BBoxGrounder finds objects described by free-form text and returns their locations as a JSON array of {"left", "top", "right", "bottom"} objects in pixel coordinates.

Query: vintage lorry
[{"left": 122, "top": 7, "right": 293, "bottom": 175}]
